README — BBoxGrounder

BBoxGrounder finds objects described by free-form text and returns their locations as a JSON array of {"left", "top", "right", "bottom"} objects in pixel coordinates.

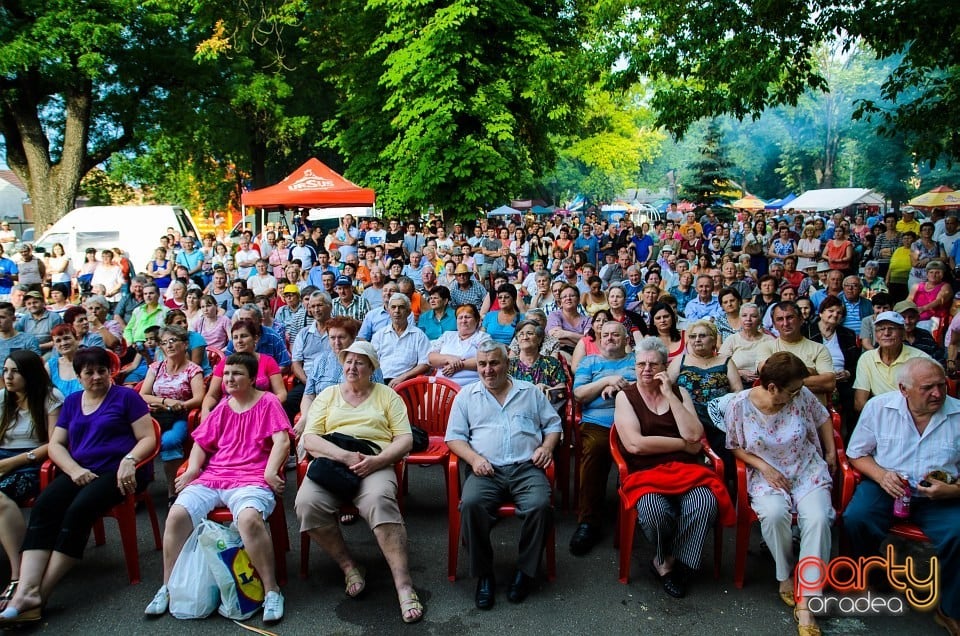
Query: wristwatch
[
  {"left": 26, "top": 451, "right": 37, "bottom": 464},
  {"left": 123, "top": 454, "right": 138, "bottom": 464}
]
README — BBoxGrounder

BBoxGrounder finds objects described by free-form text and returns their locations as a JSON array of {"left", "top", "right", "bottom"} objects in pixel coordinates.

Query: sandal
[
  {"left": 779, "top": 587, "right": 797, "bottom": 608},
  {"left": 794, "top": 607, "right": 822, "bottom": 636},
  {"left": 0, "top": 606, "right": 41, "bottom": 624},
  {"left": 0, "top": 580, "right": 17, "bottom": 603},
  {"left": 400, "top": 591, "right": 424, "bottom": 624},
  {"left": 344, "top": 566, "right": 366, "bottom": 598},
  {"left": 648, "top": 560, "right": 686, "bottom": 598},
  {"left": 340, "top": 513, "right": 357, "bottom": 525}
]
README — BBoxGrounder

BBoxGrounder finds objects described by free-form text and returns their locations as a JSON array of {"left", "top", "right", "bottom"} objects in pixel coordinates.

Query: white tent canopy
[
  {"left": 782, "top": 188, "right": 885, "bottom": 211},
  {"left": 487, "top": 204, "right": 522, "bottom": 217}
]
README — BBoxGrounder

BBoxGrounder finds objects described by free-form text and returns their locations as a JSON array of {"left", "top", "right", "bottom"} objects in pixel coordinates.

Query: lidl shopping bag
[{"left": 197, "top": 519, "right": 265, "bottom": 620}]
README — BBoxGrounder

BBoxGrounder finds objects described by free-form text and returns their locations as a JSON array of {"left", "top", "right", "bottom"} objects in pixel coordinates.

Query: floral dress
[{"left": 724, "top": 387, "right": 831, "bottom": 511}]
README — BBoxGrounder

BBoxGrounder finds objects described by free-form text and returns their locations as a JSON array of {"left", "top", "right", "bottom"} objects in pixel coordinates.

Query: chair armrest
[
  {"left": 608, "top": 425, "right": 630, "bottom": 485},
  {"left": 735, "top": 456, "right": 749, "bottom": 513},
  {"left": 39, "top": 459, "right": 57, "bottom": 489},
  {"left": 701, "top": 437, "right": 725, "bottom": 483}
]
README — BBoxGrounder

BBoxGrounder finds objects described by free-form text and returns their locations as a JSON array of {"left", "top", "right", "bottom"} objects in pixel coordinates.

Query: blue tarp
[{"left": 765, "top": 193, "right": 797, "bottom": 210}]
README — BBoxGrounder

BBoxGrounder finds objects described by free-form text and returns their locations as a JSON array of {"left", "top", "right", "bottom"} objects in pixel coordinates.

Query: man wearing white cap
[{"left": 853, "top": 310, "right": 931, "bottom": 413}]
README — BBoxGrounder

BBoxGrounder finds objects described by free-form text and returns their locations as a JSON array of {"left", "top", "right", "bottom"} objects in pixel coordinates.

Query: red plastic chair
[
  {"left": 733, "top": 425, "right": 855, "bottom": 588},
  {"left": 609, "top": 424, "right": 725, "bottom": 584},
  {"left": 555, "top": 356, "right": 577, "bottom": 510},
  {"left": 296, "top": 457, "right": 405, "bottom": 579},
  {"left": 177, "top": 454, "right": 291, "bottom": 586},
  {"left": 840, "top": 467, "right": 932, "bottom": 552},
  {"left": 446, "top": 454, "right": 557, "bottom": 582},
  {"left": 205, "top": 347, "right": 224, "bottom": 368},
  {"left": 393, "top": 376, "right": 460, "bottom": 497},
  {"left": 39, "top": 419, "right": 162, "bottom": 585}
]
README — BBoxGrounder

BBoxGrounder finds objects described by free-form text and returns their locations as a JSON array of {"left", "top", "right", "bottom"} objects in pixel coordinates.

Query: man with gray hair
[
  {"left": 446, "top": 340, "right": 562, "bottom": 609},
  {"left": 371, "top": 293, "right": 431, "bottom": 387},
  {"left": 358, "top": 282, "right": 413, "bottom": 342},
  {"left": 845, "top": 357, "right": 960, "bottom": 634},
  {"left": 570, "top": 320, "right": 636, "bottom": 556},
  {"left": 287, "top": 291, "right": 334, "bottom": 422}
]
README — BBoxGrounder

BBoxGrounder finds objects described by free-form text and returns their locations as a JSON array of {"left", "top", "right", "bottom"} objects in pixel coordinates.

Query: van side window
[{"left": 77, "top": 231, "right": 121, "bottom": 253}]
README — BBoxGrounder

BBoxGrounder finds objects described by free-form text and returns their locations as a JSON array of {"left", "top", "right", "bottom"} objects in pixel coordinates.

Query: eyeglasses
[
  {"left": 159, "top": 339, "right": 184, "bottom": 347},
  {"left": 688, "top": 333, "right": 714, "bottom": 340}
]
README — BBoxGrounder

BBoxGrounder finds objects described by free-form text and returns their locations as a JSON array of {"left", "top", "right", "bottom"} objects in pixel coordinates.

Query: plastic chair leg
[
  {"left": 734, "top": 518, "right": 751, "bottom": 588},
  {"left": 618, "top": 505, "right": 637, "bottom": 584},
  {"left": 115, "top": 501, "right": 142, "bottom": 584},
  {"left": 447, "top": 510, "right": 460, "bottom": 582}
]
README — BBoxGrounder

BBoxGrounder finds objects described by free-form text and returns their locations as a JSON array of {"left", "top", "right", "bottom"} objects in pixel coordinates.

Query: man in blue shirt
[
  {"left": 0, "top": 245, "right": 17, "bottom": 300},
  {"left": 683, "top": 275, "right": 722, "bottom": 322},
  {"left": 573, "top": 224, "right": 599, "bottom": 267},
  {"left": 225, "top": 304, "right": 291, "bottom": 371}
]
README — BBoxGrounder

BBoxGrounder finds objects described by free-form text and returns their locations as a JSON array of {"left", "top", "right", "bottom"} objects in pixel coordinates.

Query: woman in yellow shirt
[
  {"left": 296, "top": 341, "right": 423, "bottom": 623},
  {"left": 885, "top": 231, "right": 916, "bottom": 303}
]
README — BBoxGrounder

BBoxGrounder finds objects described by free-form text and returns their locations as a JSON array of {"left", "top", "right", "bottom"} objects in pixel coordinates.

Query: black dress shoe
[
  {"left": 569, "top": 523, "right": 600, "bottom": 556},
  {"left": 507, "top": 570, "right": 533, "bottom": 604},
  {"left": 475, "top": 575, "right": 495, "bottom": 610}
]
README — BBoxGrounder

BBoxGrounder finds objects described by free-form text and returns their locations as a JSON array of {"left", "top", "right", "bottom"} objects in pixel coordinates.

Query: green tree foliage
[
  {"left": 594, "top": 0, "right": 960, "bottom": 165},
  {"left": 547, "top": 86, "right": 664, "bottom": 203},
  {"left": 331, "top": 0, "right": 592, "bottom": 216},
  {"left": 680, "top": 120, "right": 734, "bottom": 205},
  {"left": 0, "top": 0, "right": 200, "bottom": 227}
]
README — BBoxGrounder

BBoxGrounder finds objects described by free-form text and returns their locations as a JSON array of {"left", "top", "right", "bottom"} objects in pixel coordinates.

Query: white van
[{"left": 33, "top": 205, "right": 199, "bottom": 274}]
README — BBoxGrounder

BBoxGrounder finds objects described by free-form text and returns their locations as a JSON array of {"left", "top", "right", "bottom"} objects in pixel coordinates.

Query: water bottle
[{"left": 893, "top": 473, "right": 911, "bottom": 519}]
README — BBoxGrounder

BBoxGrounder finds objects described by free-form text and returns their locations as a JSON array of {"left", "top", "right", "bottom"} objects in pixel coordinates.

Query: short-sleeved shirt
[
  {"left": 213, "top": 353, "right": 281, "bottom": 391},
  {"left": 848, "top": 391, "right": 960, "bottom": 489},
  {"left": 0, "top": 332, "right": 41, "bottom": 360},
  {"left": 224, "top": 325, "right": 291, "bottom": 368},
  {"left": 430, "top": 330, "right": 492, "bottom": 386},
  {"left": 756, "top": 337, "right": 833, "bottom": 375},
  {"left": 853, "top": 345, "right": 931, "bottom": 396},
  {"left": 148, "top": 360, "right": 202, "bottom": 401},
  {"left": 56, "top": 385, "right": 150, "bottom": 475},
  {"left": 371, "top": 324, "right": 431, "bottom": 379},
  {"left": 0, "top": 388, "right": 63, "bottom": 449},
  {"left": 725, "top": 388, "right": 831, "bottom": 510},
  {"left": 305, "top": 383, "right": 411, "bottom": 452},
  {"left": 192, "top": 391, "right": 292, "bottom": 489},
  {"left": 292, "top": 322, "right": 331, "bottom": 378},
  {"left": 445, "top": 378, "right": 562, "bottom": 466},
  {"left": 574, "top": 353, "right": 637, "bottom": 428},
  {"left": 417, "top": 307, "right": 457, "bottom": 341}
]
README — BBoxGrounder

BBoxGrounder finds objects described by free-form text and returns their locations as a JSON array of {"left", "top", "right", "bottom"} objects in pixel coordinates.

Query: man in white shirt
[
  {"left": 844, "top": 357, "right": 960, "bottom": 634},
  {"left": 370, "top": 294, "right": 431, "bottom": 387},
  {"left": 363, "top": 219, "right": 387, "bottom": 247},
  {"left": 234, "top": 237, "right": 260, "bottom": 280}
]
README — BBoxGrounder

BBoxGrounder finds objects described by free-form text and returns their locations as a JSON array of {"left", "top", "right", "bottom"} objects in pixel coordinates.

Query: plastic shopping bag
[
  {"left": 168, "top": 523, "right": 219, "bottom": 619},
  {"left": 197, "top": 519, "right": 265, "bottom": 620}
]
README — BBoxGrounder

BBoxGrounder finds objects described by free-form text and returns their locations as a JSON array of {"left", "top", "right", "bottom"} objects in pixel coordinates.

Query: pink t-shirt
[
  {"left": 212, "top": 353, "right": 280, "bottom": 391},
  {"left": 192, "top": 314, "right": 232, "bottom": 350},
  {"left": 192, "top": 391, "right": 292, "bottom": 489}
]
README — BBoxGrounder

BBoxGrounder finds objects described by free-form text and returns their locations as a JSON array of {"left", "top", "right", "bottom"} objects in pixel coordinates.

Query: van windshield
[
  {"left": 34, "top": 233, "right": 70, "bottom": 255},
  {"left": 77, "top": 232, "right": 121, "bottom": 254}
]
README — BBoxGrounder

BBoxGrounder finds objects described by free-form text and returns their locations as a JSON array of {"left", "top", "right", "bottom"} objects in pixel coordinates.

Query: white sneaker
[
  {"left": 262, "top": 590, "right": 284, "bottom": 623},
  {"left": 144, "top": 585, "right": 169, "bottom": 616}
]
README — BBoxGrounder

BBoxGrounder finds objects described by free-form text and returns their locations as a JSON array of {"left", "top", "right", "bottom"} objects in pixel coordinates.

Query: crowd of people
[{"left": 0, "top": 205, "right": 956, "bottom": 634}]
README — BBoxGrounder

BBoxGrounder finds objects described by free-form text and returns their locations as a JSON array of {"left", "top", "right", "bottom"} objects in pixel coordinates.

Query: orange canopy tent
[
  {"left": 908, "top": 185, "right": 960, "bottom": 209},
  {"left": 241, "top": 158, "right": 375, "bottom": 208}
]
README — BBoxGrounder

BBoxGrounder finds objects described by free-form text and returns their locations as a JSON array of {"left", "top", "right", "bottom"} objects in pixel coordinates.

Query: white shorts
[{"left": 175, "top": 484, "right": 276, "bottom": 527}]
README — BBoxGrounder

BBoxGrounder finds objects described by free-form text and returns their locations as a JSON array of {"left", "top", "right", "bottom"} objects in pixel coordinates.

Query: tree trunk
[{"left": 2, "top": 79, "right": 93, "bottom": 230}]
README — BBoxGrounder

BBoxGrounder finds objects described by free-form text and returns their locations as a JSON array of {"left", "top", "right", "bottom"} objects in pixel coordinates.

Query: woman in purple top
[
  {"left": 145, "top": 352, "right": 290, "bottom": 623},
  {"left": 0, "top": 347, "right": 155, "bottom": 625},
  {"left": 547, "top": 284, "right": 591, "bottom": 357}
]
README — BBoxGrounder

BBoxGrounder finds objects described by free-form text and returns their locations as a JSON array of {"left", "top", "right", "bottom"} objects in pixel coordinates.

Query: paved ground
[{"left": 3, "top": 464, "right": 946, "bottom": 635}]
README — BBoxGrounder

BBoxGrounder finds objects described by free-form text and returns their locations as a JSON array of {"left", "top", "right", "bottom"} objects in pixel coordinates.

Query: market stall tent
[
  {"left": 241, "top": 158, "right": 375, "bottom": 208},
  {"left": 781, "top": 188, "right": 884, "bottom": 212}
]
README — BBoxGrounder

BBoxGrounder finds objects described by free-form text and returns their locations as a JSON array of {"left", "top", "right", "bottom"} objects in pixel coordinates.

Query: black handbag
[
  {"left": 411, "top": 426, "right": 429, "bottom": 453},
  {"left": 306, "top": 432, "right": 381, "bottom": 501}
]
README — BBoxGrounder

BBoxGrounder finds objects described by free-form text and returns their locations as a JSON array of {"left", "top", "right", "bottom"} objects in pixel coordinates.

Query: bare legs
[
  {"left": 5, "top": 549, "right": 79, "bottom": 613},
  {"left": 0, "top": 494, "right": 25, "bottom": 583},
  {"left": 306, "top": 521, "right": 421, "bottom": 621}
]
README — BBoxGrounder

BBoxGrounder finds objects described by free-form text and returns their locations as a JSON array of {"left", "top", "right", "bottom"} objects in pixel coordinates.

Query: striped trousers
[{"left": 636, "top": 486, "right": 717, "bottom": 570}]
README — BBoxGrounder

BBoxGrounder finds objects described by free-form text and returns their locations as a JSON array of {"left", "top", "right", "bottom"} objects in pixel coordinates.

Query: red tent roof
[{"left": 241, "top": 158, "right": 375, "bottom": 208}]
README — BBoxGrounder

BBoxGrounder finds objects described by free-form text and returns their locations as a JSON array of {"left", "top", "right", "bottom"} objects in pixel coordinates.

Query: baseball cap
[
  {"left": 24, "top": 291, "right": 43, "bottom": 300},
  {"left": 875, "top": 311, "right": 905, "bottom": 326},
  {"left": 893, "top": 300, "right": 919, "bottom": 314},
  {"left": 282, "top": 284, "right": 301, "bottom": 295},
  {"left": 334, "top": 275, "right": 353, "bottom": 287}
]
